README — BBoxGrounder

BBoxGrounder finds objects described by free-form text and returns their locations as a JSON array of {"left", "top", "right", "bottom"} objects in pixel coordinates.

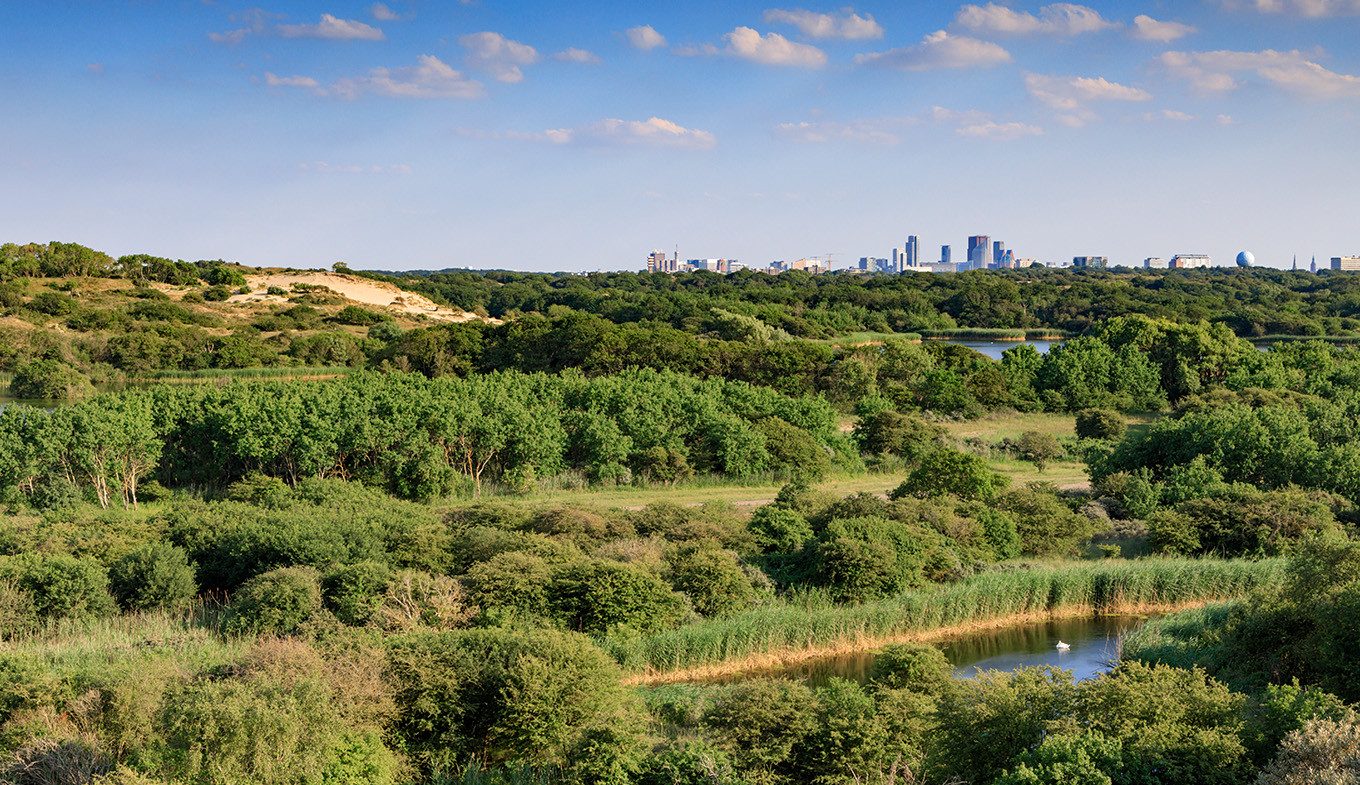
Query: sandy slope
[{"left": 231, "top": 271, "right": 488, "bottom": 322}]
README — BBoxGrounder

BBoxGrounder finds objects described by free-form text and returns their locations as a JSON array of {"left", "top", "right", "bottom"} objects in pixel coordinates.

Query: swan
[{"left": 1056, "top": 640, "right": 1070, "bottom": 650}]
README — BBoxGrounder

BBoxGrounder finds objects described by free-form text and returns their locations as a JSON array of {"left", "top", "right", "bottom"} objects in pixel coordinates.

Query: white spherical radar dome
[{"left": 1237, "top": 251, "right": 1254, "bottom": 268}]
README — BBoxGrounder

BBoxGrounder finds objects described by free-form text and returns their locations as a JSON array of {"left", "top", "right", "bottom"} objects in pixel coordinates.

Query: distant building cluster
[{"left": 642, "top": 245, "right": 1360, "bottom": 276}]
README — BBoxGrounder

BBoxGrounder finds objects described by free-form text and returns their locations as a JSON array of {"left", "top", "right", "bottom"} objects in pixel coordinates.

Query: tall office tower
[
  {"left": 647, "top": 250, "right": 667, "bottom": 273},
  {"left": 858, "top": 257, "right": 870, "bottom": 270},
  {"left": 905, "top": 235, "right": 920, "bottom": 268},
  {"left": 992, "top": 241, "right": 1005, "bottom": 269},
  {"left": 891, "top": 247, "right": 903, "bottom": 272},
  {"left": 941, "top": 245, "right": 951, "bottom": 264},
  {"left": 968, "top": 236, "right": 992, "bottom": 270}
]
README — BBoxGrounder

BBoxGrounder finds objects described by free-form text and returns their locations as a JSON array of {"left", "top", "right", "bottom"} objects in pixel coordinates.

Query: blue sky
[{"left": 2, "top": 1, "right": 1358, "bottom": 272}]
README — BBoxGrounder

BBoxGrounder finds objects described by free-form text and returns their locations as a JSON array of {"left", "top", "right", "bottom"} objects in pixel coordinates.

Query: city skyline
[{"left": 2, "top": 1, "right": 1358, "bottom": 272}]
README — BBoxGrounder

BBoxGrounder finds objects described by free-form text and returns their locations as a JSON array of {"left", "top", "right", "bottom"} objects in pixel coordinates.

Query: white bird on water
[{"left": 1056, "top": 641, "right": 1070, "bottom": 650}]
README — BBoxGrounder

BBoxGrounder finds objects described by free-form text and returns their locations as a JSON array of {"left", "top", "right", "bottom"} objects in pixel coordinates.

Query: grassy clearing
[
  {"left": 607, "top": 558, "right": 1283, "bottom": 682},
  {"left": 5, "top": 602, "right": 250, "bottom": 679},
  {"left": 818, "top": 331, "right": 921, "bottom": 346}
]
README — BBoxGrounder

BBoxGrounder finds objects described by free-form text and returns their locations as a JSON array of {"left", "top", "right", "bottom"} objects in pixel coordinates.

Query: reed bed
[
  {"left": 918, "top": 328, "right": 1029, "bottom": 341},
  {"left": 142, "top": 365, "right": 357, "bottom": 382},
  {"left": 605, "top": 558, "right": 1283, "bottom": 679},
  {"left": 1118, "top": 600, "right": 1241, "bottom": 671}
]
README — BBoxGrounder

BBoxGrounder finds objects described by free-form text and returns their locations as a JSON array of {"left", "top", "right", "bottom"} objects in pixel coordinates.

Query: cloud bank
[
  {"left": 855, "top": 31, "right": 1011, "bottom": 70},
  {"left": 954, "top": 3, "right": 1118, "bottom": 35},
  {"left": 762, "top": 8, "right": 883, "bottom": 39}
]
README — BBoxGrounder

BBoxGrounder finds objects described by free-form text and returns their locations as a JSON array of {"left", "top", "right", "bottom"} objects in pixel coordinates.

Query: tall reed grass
[
  {"left": 144, "top": 365, "right": 357, "bottom": 382},
  {"left": 1118, "top": 600, "right": 1241, "bottom": 671},
  {"left": 604, "top": 558, "right": 1283, "bottom": 676}
]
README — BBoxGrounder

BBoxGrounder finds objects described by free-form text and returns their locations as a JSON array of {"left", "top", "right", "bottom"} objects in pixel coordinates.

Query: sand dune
[{"left": 232, "top": 271, "right": 490, "bottom": 323}]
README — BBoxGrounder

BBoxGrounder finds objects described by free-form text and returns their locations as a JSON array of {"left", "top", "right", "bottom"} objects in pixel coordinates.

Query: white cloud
[
  {"left": 459, "top": 32, "right": 540, "bottom": 83},
  {"left": 954, "top": 3, "right": 1118, "bottom": 35},
  {"left": 724, "top": 27, "right": 827, "bottom": 67},
  {"left": 209, "top": 28, "right": 252, "bottom": 45},
  {"left": 369, "top": 3, "right": 400, "bottom": 21},
  {"left": 762, "top": 8, "right": 884, "bottom": 40},
  {"left": 475, "top": 117, "right": 716, "bottom": 150},
  {"left": 773, "top": 120, "right": 901, "bottom": 144},
  {"left": 956, "top": 121, "right": 1045, "bottom": 139},
  {"left": 625, "top": 25, "right": 667, "bottom": 50},
  {"left": 1131, "top": 15, "right": 1196, "bottom": 42},
  {"left": 277, "top": 14, "right": 385, "bottom": 41},
  {"left": 1025, "top": 73, "right": 1151, "bottom": 127},
  {"left": 854, "top": 30, "right": 1011, "bottom": 70},
  {"left": 1026, "top": 73, "right": 1153, "bottom": 108},
  {"left": 555, "top": 47, "right": 601, "bottom": 63},
  {"left": 300, "top": 162, "right": 412, "bottom": 174},
  {"left": 1217, "top": 114, "right": 1237, "bottom": 124},
  {"left": 264, "top": 72, "right": 321, "bottom": 88},
  {"left": 1222, "top": 0, "right": 1360, "bottom": 16},
  {"left": 328, "top": 55, "right": 484, "bottom": 99},
  {"left": 673, "top": 43, "right": 721, "bottom": 57},
  {"left": 1159, "top": 48, "right": 1360, "bottom": 97},
  {"left": 1143, "top": 109, "right": 1196, "bottom": 121}
]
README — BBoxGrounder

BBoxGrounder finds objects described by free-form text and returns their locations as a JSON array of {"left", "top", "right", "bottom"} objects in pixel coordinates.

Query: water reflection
[
  {"left": 939, "top": 339, "right": 1055, "bottom": 361},
  {"left": 737, "top": 615, "right": 1149, "bottom": 688},
  {"left": 944, "top": 615, "right": 1146, "bottom": 682}
]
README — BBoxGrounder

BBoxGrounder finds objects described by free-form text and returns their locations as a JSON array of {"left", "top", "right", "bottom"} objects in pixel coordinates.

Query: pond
[
  {"left": 939, "top": 339, "right": 1056, "bottom": 361},
  {"left": 741, "top": 615, "right": 1150, "bottom": 688}
]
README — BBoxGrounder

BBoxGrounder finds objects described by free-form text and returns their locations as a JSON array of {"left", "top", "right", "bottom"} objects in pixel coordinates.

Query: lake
[{"left": 740, "top": 615, "right": 1149, "bottom": 687}]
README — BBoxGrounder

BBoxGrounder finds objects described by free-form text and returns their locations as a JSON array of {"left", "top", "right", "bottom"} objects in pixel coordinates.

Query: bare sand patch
[{"left": 228, "top": 271, "right": 492, "bottom": 323}]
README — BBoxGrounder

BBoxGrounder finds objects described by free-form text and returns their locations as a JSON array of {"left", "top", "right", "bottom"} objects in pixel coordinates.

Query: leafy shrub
[
  {"left": 202, "top": 285, "right": 232, "bottom": 302},
  {"left": 108, "top": 542, "right": 197, "bottom": 613},
  {"left": 748, "top": 505, "right": 813, "bottom": 554},
  {"left": 551, "top": 560, "right": 686, "bottom": 634},
  {"left": 702, "top": 679, "right": 817, "bottom": 772},
  {"left": 385, "top": 627, "right": 635, "bottom": 770},
  {"left": 1076, "top": 408, "right": 1126, "bottom": 441},
  {"left": 667, "top": 546, "right": 754, "bottom": 617},
  {"left": 266, "top": 285, "right": 288, "bottom": 296},
  {"left": 869, "top": 643, "right": 954, "bottom": 695},
  {"left": 225, "top": 565, "right": 322, "bottom": 636},
  {"left": 891, "top": 449, "right": 1009, "bottom": 502},
  {"left": 331, "top": 305, "right": 386, "bottom": 326},
  {"left": 26, "top": 291, "right": 77, "bottom": 316},
  {"left": 8, "top": 359, "right": 93, "bottom": 400},
  {"left": 158, "top": 642, "right": 393, "bottom": 785},
  {"left": 464, "top": 551, "right": 553, "bottom": 619},
  {"left": 321, "top": 560, "right": 392, "bottom": 627},
  {"left": 0, "top": 553, "right": 116, "bottom": 621}
]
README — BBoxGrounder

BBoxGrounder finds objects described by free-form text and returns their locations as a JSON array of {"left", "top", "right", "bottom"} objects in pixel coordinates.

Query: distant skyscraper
[
  {"left": 992, "top": 241, "right": 1004, "bottom": 269},
  {"left": 941, "top": 245, "right": 951, "bottom": 264},
  {"left": 891, "top": 247, "right": 903, "bottom": 272},
  {"left": 905, "top": 235, "right": 920, "bottom": 268},
  {"left": 968, "top": 236, "right": 992, "bottom": 270}
]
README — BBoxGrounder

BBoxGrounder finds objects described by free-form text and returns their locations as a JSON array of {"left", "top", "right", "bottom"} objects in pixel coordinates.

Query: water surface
[{"left": 743, "top": 615, "right": 1148, "bottom": 688}]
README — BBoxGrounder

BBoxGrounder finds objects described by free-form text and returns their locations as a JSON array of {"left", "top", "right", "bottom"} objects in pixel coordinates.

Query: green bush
[
  {"left": 385, "top": 627, "right": 636, "bottom": 770},
  {"left": 8, "top": 359, "right": 93, "bottom": 400},
  {"left": 26, "top": 291, "right": 77, "bottom": 316},
  {"left": 550, "top": 560, "right": 686, "bottom": 634},
  {"left": 748, "top": 505, "right": 813, "bottom": 554},
  {"left": 158, "top": 643, "right": 393, "bottom": 785},
  {"left": 321, "top": 560, "right": 392, "bottom": 627},
  {"left": 108, "top": 542, "right": 198, "bottom": 613},
  {"left": 667, "top": 547, "right": 754, "bottom": 617},
  {"left": 1076, "top": 408, "right": 1126, "bottom": 441},
  {"left": 225, "top": 565, "right": 322, "bottom": 636},
  {"left": 891, "top": 449, "right": 1009, "bottom": 502},
  {"left": 869, "top": 642, "right": 954, "bottom": 695},
  {"left": 702, "top": 678, "right": 817, "bottom": 772},
  {"left": 0, "top": 553, "right": 116, "bottom": 621}
]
